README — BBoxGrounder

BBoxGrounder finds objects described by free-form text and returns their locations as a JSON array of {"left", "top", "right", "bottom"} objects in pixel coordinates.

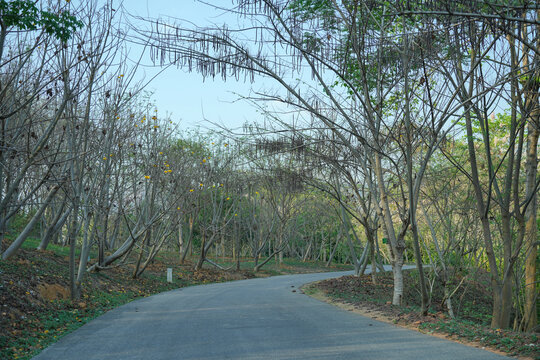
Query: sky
[{"left": 120, "top": 0, "right": 264, "bottom": 133}]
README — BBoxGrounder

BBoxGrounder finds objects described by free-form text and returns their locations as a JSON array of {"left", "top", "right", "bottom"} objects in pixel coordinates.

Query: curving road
[{"left": 34, "top": 270, "right": 508, "bottom": 360}]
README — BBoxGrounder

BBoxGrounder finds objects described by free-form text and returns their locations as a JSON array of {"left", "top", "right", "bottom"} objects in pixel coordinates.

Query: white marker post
[{"left": 167, "top": 268, "right": 173, "bottom": 283}]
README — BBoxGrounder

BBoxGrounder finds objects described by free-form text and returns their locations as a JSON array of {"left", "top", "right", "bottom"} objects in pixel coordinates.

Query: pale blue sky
[{"left": 122, "top": 0, "right": 263, "bottom": 132}]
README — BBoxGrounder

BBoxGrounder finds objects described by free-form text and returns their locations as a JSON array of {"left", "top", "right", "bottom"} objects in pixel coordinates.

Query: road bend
[{"left": 34, "top": 269, "right": 508, "bottom": 360}]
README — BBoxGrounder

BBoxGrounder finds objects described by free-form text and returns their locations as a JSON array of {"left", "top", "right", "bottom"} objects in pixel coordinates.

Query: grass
[
  {"left": 19, "top": 236, "right": 93, "bottom": 259},
  {"left": 208, "top": 255, "right": 352, "bottom": 274}
]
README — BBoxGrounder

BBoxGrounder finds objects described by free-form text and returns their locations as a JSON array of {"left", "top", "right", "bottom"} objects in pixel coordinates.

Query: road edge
[{"left": 300, "top": 281, "right": 528, "bottom": 360}]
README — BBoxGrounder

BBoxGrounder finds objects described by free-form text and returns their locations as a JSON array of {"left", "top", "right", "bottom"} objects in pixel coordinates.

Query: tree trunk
[
  {"left": 2, "top": 184, "right": 61, "bottom": 259},
  {"left": 325, "top": 229, "right": 341, "bottom": 267},
  {"left": 410, "top": 221, "right": 429, "bottom": 315},
  {"left": 195, "top": 230, "right": 206, "bottom": 270},
  {"left": 374, "top": 152, "right": 406, "bottom": 305},
  {"left": 370, "top": 235, "right": 377, "bottom": 284},
  {"left": 522, "top": 13, "right": 539, "bottom": 330},
  {"left": 98, "top": 214, "right": 108, "bottom": 266},
  {"left": 181, "top": 215, "right": 194, "bottom": 264},
  {"left": 178, "top": 220, "right": 184, "bottom": 257},
  {"left": 132, "top": 240, "right": 146, "bottom": 278},
  {"left": 392, "top": 257, "right": 405, "bottom": 306},
  {"left": 68, "top": 202, "right": 80, "bottom": 300},
  {"left": 254, "top": 248, "right": 282, "bottom": 272},
  {"left": 359, "top": 241, "right": 370, "bottom": 276},
  {"left": 235, "top": 223, "right": 240, "bottom": 271},
  {"left": 523, "top": 112, "right": 539, "bottom": 331},
  {"left": 87, "top": 227, "right": 143, "bottom": 272},
  {"left": 136, "top": 229, "right": 174, "bottom": 278},
  {"left": 302, "top": 240, "right": 312, "bottom": 262},
  {"left": 75, "top": 213, "right": 97, "bottom": 296},
  {"left": 38, "top": 205, "right": 70, "bottom": 251}
]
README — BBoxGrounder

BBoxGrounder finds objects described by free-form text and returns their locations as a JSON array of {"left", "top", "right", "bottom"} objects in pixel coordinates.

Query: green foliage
[
  {"left": 288, "top": 0, "right": 337, "bottom": 29},
  {"left": 460, "top": 111, "right": 516, "bottom": 143},
  {"left": 0, "top": 0, "right": 39, "bottom": 29},
  {"left": 173, "top": 137, "right": 211, "bottom": 158},
  {"left": 6, "top": 212, "right": 40, "bottom": 238},
  {"left": 40, "top": 9, "right": 83, "bottom": 42},
  {"left": 0, "top": 0, "right": 83, "bottom": 42}
]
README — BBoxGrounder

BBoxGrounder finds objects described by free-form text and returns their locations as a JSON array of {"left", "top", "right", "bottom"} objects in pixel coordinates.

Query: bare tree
[{"left": 0, "top": 0, "right": 82, "bottom": 258}]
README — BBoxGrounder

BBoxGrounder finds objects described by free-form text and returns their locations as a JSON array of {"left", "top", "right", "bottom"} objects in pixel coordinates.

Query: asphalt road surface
[{"left": 34, "top": 270, "right": 509, "bottom": 359}]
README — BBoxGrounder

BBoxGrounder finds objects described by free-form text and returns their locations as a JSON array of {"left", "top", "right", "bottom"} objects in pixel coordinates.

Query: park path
[{"left": 34, "top": 269, "right": 508, "bottom": 359}]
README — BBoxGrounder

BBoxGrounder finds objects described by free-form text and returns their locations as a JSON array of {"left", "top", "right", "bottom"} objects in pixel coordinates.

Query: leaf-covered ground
[{"left": 305, "top": 271, "right": 539, "bottom": 359}]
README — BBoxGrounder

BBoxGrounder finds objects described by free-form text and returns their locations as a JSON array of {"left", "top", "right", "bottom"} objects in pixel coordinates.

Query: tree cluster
[{"left": 137, "top": 0, "right": 539, "bottom": 331}]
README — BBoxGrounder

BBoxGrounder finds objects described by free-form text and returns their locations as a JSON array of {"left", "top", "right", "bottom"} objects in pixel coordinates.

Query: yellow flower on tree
[{"left": 145, "top": 175, "right": 150, "bottom": 179}]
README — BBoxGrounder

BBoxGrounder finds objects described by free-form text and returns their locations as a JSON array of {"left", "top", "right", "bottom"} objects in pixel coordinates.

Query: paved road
[{"left": 34, "top": 270, "right": 508, "bottom": 360}]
